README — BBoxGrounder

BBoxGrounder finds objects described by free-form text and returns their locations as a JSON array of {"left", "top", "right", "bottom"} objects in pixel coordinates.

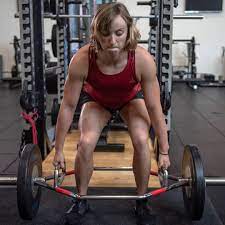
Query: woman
[{"left": 53, "top": 2, "right": 170, "bottom": 225}]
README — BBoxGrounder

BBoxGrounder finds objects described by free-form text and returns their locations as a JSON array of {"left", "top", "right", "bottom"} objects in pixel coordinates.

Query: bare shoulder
[
  {"left": 135, "top": 46, "right": 156, "bottom": 81},
  {"left": 135, "top": 45, "right": 155, "bottom": 65},
  {"left": 68, "top": 44, "right": 90, "bottom": 80}
]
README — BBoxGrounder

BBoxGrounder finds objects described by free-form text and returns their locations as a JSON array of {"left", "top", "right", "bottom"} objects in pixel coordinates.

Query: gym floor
[{"left": 0, "top": 81, "right": 225, "bottom": 225}]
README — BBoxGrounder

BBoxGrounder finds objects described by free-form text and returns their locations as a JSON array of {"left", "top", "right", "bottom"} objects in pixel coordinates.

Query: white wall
[
  {"left": 0, "top": 0, "right": 54, "bottom": 78},
  {"left": 1, "top": 0, "right": 225, "bottom": 79},
  {"left": 0, "top": 0, "right": 20, "bottom": 76},
  {"left": 120, "top": 0, "right": 225, "bottom": 79},
  {"left": 173, "top": 1, "right": 225, "bottom": 78}
]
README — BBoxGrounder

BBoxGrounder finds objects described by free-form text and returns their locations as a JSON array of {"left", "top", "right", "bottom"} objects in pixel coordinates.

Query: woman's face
[{"left": 98, "top": 15, "right": 128, "bottom": 53}]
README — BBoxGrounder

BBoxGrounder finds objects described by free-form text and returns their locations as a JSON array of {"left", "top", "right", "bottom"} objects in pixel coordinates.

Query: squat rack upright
[{"left": 15, "top": 0, "right": 176, "bottom": 160}]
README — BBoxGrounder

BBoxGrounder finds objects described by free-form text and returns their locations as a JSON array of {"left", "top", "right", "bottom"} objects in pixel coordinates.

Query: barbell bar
[
  {"left": 1, "top": 144, "right": 224, "bottom": 221},
  {"left": 1, "top": 174, "right": 225, "bottom": 186},
  {"left": 15, "top": 13, "right": 204, "bottom": 20},
  {"left": 44, "top": 13, "right": 204, "bottom": 20},
  {"left": 205, "top": 177, "right": 225, "bottom": 186}
]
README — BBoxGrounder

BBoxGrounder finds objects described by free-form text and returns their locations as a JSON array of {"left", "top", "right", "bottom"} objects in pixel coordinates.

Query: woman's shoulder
[
  {"left": 68, "top": 44, "right": 91, "bottom": 76},
  {"left": 135, "top": 46, "right": 154, "bottom": 59},
  {"left": 71, "top": 44, "right": 90, "bottom": 62},
  {"left": 70, "top": 44, "right": 92, "bottom": 67},
  {"left": 135, "top": 46, "right": 155, "bottom": 67}
]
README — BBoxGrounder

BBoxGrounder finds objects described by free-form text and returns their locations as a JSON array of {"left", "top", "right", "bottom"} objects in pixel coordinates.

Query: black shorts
[{"left": 79, "top": 90, "right": 144, "bottom": 114}]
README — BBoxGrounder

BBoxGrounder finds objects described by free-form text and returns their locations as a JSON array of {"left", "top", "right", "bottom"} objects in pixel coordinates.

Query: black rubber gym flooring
[{"left": 0, "top": 82, "right": 225, "bottom": 225}]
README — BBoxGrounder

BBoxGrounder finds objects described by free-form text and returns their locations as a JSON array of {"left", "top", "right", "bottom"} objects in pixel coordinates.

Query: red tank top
[{"left": 83, "top": 46, "right": 141, "bottom": 109}]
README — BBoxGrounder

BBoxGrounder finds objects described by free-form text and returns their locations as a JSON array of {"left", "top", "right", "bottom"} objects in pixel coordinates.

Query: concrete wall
[{"left": 0, "top": 0, "right": 225, "bottom": 79}]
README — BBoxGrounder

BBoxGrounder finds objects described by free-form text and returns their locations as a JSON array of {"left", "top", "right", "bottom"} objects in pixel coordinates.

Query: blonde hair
[{"left": 90, "top": 2, "right": 140, "bottom": 51}]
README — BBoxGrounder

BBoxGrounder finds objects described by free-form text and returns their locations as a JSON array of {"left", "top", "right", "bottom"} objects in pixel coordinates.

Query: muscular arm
[
  {"left": 55, "top": 48, "right": 88, "bottom": 153},
  {"left": 138, "top": 48, "right": 169, "bottom": 154}
]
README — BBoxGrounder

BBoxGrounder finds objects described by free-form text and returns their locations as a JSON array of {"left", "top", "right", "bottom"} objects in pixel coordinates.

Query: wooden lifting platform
[{"left": 42, "top": 130, "right": 160, "bottom": 188}]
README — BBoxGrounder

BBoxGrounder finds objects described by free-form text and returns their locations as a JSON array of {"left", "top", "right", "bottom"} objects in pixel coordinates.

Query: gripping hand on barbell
[
  {"left": 158, "top": 153, "right": 170, "bottom": 170},
  {"left": 53, "top": 151, "right": 66, "bottom": 169}
]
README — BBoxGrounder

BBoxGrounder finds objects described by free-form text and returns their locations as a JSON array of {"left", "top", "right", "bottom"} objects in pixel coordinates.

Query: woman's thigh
[
  {"left": 120, "top": 99, "right": 151, "bottom": 141},
  {"left": 79, "top": 101, "right": 111, "bottom": 142}
]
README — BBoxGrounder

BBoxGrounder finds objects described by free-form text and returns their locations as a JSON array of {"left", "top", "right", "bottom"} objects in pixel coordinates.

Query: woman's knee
[
  {"left": 131, "top": 131, "right": 149, "bottom": 151},
  {"left": 77, "top": 135, "right": 96, "bottom": 161}
]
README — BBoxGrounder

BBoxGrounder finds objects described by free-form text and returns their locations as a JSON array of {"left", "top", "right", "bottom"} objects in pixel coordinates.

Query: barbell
[
  {"left": 14, "top": 12, "right": 204, "bottom": 20},
  {"left": 1, "top": 143, "right": 224, "bottom": 220},
  {"left": 42, "top": 13, "right": 204, "bottom": 20},
  {"left": 48, "top": 14, "right": 204, "bottom": 58}
]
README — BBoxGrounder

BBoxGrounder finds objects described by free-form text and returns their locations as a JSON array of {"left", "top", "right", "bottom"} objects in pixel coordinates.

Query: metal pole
[
  {"left": 178, "top": 177, "right": 225, "bottom": 186},
  {"left": 15, "top": 13, "right": 204, "bottom": 20},
  {"left": 137, "top": 1, "right": 152, "bottom": 6},
  {"left": 2, "top": 176, "right": 225, "bottom": 187},
  {"left": 45, "top": 14, "right": 92, "bottom": 18},
  {"left": 0, "top": 177, "right": 17, "bottom": 185},
  {"left": 80, "top": 195, "right": 146, "bottom": 200},
  {"left": 205, "top": 177, "right": 225, "bottom": 186},
  {"left": 44, "top": 14, "right": 204, "bottom": 20},
  {"left": 93, "top": 166, "right": 133, "bottom": 171},
  {"left": 173, "top": 15, "right": 204, "bottom": 19},
  {"left": 134, "top": 15, "right": 204, "bottom": 19}
]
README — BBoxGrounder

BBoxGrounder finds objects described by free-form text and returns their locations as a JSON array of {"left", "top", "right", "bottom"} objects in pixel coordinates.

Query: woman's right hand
[{"left": 53, "top": 151, "right": 65, "bottom": 169}]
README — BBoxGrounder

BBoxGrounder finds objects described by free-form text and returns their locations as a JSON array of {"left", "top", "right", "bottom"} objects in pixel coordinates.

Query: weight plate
[
  {"left": 182, "top": 145, "right": 205, "bottom": 220},
  {"left": 17, "top": 144, "right": 42, "bottom": 220}
]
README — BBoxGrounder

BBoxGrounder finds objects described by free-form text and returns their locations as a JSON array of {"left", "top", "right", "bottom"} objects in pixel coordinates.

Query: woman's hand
[
  {"left": 53, "top": 151, "right": 66, "bottom": 169},
  {"left": 158, "top": 154, "right": 170, "bottom": 170}
]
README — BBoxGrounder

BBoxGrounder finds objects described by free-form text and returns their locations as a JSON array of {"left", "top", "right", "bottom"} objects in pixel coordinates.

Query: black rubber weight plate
[
  {"left": 182, "top": 145, "right": 205, "bottom": 220},
  {"left": 17, "top": 144, "right": 42, "bottom": 220}
]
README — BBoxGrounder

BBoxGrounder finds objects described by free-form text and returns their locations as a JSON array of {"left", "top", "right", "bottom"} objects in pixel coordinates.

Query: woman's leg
[
  {"left": 75, "top": 102, "right": 111, "bottom": 195},
  {"left": 120, "top": 99, "right": 151, "bottom": 195}
]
